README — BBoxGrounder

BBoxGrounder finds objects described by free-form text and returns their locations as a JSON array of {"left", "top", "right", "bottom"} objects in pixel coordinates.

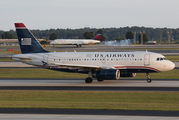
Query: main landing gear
[
  {"left": 85, "top": 77, "right": 93, "bottom": 83},
  {"left": 146, "top": 73, "right": 152, "bottom": 83},
  {"left": 76, "top": 44, "right": 82, "bottom": 47},
  {"left": 97, "top": 79, "right": 104, "bottom": 82},
  {"left": 85, "top": 72, "right": 93, "bottom": 83}
]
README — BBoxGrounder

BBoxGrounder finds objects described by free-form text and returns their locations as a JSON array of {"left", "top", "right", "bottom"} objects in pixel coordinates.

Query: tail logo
[
  {"left": 42, "top": 61, "right": 48, "bottom": 66},
  {"left": 21, "top": 38, "right": 31, "bottom": 45},
  {"left": 95, "top": 35, "right": 102, "bottom": 40}
]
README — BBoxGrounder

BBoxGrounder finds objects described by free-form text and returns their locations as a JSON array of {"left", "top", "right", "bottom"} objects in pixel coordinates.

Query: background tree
[
  {"left": 49, "top": 33, "right": 58, "bottom": 40},
  {"left": 2, "top": 27, "right": 179, "bottom": 42},
  {"left": 126, "top": 31, "right": 134, "bottom": 39},
  {"left": 1, "top": 32, "right": 17, "bottom": 39},
  {"left": 96, "top": 29, "right": 103, "bottom": 34},
  {"left": 83, "top": 31, "right": 94, "bottom": 39},
  {"left": 139, "top": 33, "right": 149, "bottom": 44}
]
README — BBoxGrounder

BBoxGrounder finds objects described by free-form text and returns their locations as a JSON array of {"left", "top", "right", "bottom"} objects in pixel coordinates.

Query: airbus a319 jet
[
  {"left": 50, "top": 33, "right": 102, "bottom": 47},
  {"left": 12, "top": 23, "right": 175, "bottom": 83}
]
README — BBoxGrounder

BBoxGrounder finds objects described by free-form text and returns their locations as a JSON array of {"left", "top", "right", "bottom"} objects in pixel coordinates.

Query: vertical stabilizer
[
  {"left": 93, "top": 33, "right": 103, "bottom": 40},
  {"left": 14, "top": 23, "right": 48, "bottom": 54}
]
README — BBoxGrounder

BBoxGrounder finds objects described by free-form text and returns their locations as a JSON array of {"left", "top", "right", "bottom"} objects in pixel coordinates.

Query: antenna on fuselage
[
  {"left": 74, "top": 50, "right": 76, "bottom": 52},
  {"left": 146, "top": 49, "right": 148, "bottom": 52}
]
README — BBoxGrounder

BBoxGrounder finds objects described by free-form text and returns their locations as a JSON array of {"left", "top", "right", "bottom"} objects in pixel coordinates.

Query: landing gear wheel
[
  {"left": 147, "top": 78, "right": 152, "bottom": 83},
  {"left": 146, "top": 73, "right": 152, "bottom": 83},
  {"left": 85, "top": 78, "right": 93, "bottom": 83},
  {"left": 97, "top": 79, "right": 104, "bottom": 82}
]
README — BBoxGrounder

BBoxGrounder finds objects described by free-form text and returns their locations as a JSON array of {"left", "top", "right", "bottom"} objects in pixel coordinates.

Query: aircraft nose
[
  {"left": 166, "top": 61, "right": 175, "bottom": 71},
  {"left": 170, "top": 62, "right": 175, "bottom": 70}
]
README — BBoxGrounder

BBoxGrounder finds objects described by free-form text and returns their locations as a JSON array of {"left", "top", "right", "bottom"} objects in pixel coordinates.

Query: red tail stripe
[{"left": 14, "top": 23, "right": 26, "bottom": 28}]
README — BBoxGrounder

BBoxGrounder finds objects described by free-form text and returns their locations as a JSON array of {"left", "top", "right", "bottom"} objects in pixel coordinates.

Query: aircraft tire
[
  {"left": 147, "top": 78, "right": 152, "bottom": 83},
  {"left": 97, "top": 79, "right": 104, "bottom": 82},
  {"left": 85, "top": 78, "right": 93, "bottom": 83}
]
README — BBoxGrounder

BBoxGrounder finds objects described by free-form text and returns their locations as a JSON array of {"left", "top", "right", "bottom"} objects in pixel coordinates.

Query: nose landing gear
[{"left": 146, "top": 73, "right": 152, "bottom": 83}]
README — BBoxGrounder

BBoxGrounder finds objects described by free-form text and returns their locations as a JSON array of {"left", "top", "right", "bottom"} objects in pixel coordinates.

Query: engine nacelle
[
  {"left": 120, "top": 73, "right": 136, "bottom": 77},
  {"left": 92, "top": 69, "right": 120, "bottom": 80}
]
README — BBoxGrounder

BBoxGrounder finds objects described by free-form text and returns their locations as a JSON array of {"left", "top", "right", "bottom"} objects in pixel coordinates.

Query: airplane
[
  {"left": 50, "top": 33, "right": 102, "bottom": 47},
  {"left": 12, "top": 23, "right": 175, "bottom": 83}
]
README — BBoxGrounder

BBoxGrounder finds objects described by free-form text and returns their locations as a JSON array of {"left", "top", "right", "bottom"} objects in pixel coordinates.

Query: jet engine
[
  {"left": 120, "top": 73, "right": 136, "bottom": 77},
  {"left": 92, "top": 69, "right": 120, "bottom": 80}
]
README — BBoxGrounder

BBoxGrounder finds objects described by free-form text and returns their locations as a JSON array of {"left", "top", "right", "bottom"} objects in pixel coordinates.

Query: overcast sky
[{"left": 0, "top": 0, "right": 179, "bottom": 31}]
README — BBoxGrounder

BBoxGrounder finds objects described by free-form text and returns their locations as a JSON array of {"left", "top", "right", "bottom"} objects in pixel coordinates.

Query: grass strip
[
  {"left": 165, "top": 55, "right": 179, "bottom": 62},
  {"left": 0, "top": 90, "right": 178, "bottom": 111},
  {"left": 0, "top": 68, "right": 179, "bottom": 79}
]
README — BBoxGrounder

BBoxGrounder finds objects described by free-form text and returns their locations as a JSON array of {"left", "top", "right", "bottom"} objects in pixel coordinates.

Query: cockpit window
[{"left": 156, "top": 57, "right": 167, "bottom": 61}]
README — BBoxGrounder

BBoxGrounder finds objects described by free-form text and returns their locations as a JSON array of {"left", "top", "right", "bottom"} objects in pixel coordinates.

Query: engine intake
[{"left": 92, "top": 69, "right": 120, "bottom": 80}]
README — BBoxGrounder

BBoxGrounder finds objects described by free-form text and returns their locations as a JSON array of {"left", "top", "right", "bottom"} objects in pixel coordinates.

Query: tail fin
[
  {"left": 93, "top": 33, "right": 103, "bottom": 40},
  {"left": 14, "top": 23, "right": 48, "bottom": 54}
]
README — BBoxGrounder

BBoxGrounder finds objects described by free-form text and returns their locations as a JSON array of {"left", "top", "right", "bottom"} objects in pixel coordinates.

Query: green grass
[
  {"left": 0, "top": 58, "right": 15, "bottom": 62},
  {"left": 0, "top": 50, "right": 15, "bottom": 54},
  {"left": 0, "top": 90, "right": 178, "bottom": 111},
  {"left": 165, "top": 55, "right": 179, "bottom": 62},
  {"left": 0, "top": 68, "right": 87, "bottom": 78},
  {"left": 0, "top": 68, "right": 179, "bottom": 79}
]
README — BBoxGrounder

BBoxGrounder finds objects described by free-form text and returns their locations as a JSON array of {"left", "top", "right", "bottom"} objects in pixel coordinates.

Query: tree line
[{"left": 1, "top": 26, "right": 179, "bottom": 43}]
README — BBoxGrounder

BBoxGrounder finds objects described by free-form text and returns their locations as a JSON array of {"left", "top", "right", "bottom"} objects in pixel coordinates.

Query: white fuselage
[
  {"left": 50, "top": 39, "right": 100, "bottom": 45},
  {"left": 12, "top": 51, "right": 175, "bottom": 73}
]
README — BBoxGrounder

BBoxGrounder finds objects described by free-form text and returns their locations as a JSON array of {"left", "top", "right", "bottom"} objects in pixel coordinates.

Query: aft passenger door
[{"left": 144, "top": 54, "right": 150, "bottom": 66}]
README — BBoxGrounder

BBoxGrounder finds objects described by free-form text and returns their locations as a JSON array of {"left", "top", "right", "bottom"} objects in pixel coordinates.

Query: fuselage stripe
[{"left": 114, "top": 66, "right": 161, "bottom": 72}]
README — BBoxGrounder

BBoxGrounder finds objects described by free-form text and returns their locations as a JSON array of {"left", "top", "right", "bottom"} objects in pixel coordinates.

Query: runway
[{"left": 0, "top": 79, "right": 178, "bottom": 91}]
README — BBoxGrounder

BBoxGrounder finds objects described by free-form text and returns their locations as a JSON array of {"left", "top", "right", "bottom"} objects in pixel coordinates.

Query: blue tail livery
[{"left": 15, "top": 23, "right": 48, "bottom": 54}]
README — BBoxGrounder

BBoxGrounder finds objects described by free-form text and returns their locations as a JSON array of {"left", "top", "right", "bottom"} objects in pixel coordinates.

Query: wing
[
  {"left": 53, "top": 63, "right": 101, "bottom": 71},
  {"left": 51, "top": 63, "right": 124, "bottom": 72}
]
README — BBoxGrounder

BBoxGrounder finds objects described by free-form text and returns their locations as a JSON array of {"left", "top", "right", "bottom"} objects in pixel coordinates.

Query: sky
[{"left": 0, "top": 0, "right": 179, "bottom": 31}]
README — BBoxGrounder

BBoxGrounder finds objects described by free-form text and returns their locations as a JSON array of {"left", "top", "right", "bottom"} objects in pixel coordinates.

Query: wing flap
[{"left": 54, "top": 63, "right": 101, "bottom": 69}]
